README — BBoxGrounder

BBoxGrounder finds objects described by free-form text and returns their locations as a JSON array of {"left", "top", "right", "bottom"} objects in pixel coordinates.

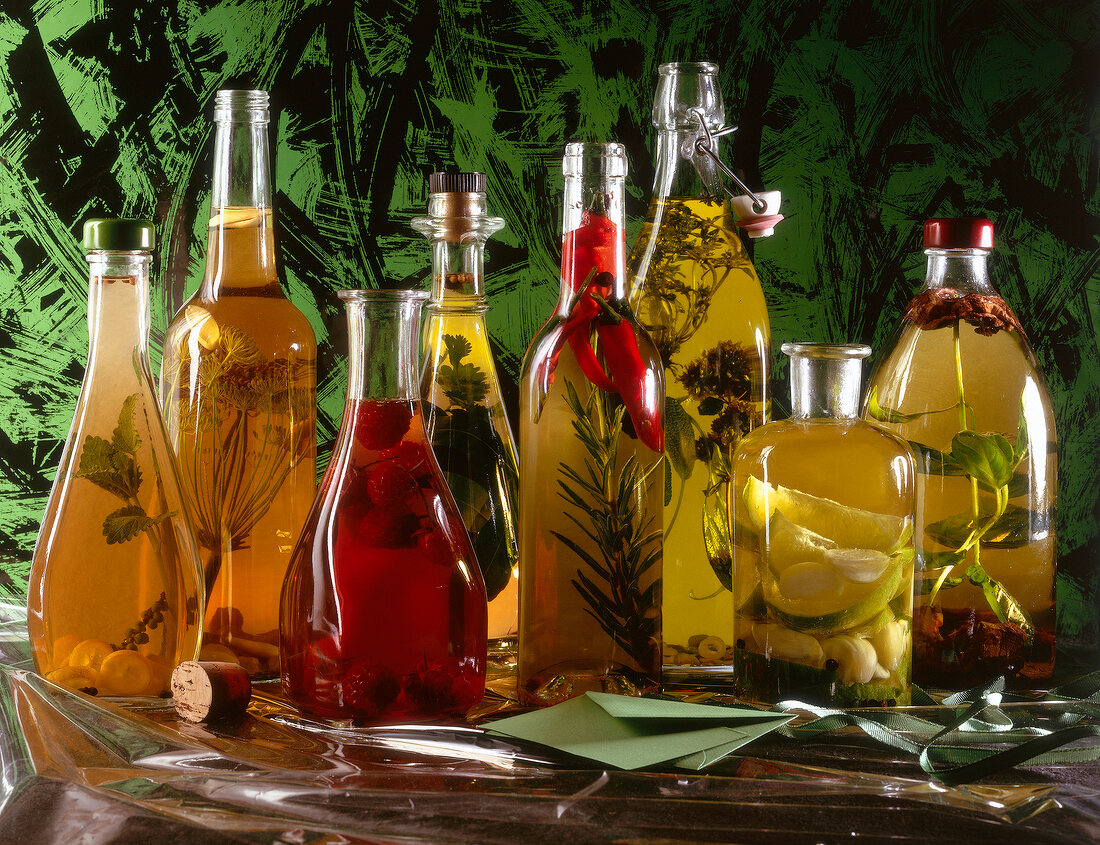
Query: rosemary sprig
[{"left": 552, "top": 380, "right": 662, "bottom": 668}]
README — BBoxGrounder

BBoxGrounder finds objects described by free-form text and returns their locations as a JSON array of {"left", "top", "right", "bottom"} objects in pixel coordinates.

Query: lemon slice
[
  {"left": 743, "top": 475, "right": 911, "bottom": 552},
  {"left": 766, "top": 510, "right": 837, "bottom": 574},
  {"left": 46, "top": 665, "right": 98, "bottom": 691},
  {"left": 68, "top": 639, "right": 114, "bottom": 672}
]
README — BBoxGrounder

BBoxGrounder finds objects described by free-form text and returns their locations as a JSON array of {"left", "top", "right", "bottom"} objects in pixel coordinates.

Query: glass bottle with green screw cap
[
  {"left": 28, "top": 219, "right": 203, "bottom": 698},
  {"left": 627, "top": 62, "right": 771, "bottom": 681},
  {"left": 863, "top": 218, "right": 1057, "bottom": 690},
  {"left": 731, "top": 343, "right": 916, "bottom": 707},
  {"left": 161, "top": 89, "right": 317, "bottom": 679},
  {"left": 414, "top": 171, "right": 520, "bottom": 663}
]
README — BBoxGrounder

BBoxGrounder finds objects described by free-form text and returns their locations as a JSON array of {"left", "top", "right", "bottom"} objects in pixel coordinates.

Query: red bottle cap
[{"left": 923, "top": 218, "right": 994, "bottom": 249}]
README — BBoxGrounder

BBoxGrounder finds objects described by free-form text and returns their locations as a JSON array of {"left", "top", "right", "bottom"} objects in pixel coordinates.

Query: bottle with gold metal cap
[
  {"left": 28, "top": 218, "right": 203, "bottom": 697},
  {"left": 413, "top": 171, "right": 520, "bottom": 664},
  {"left": 160, "top": 89, "right": 317, "bottom": 679}
]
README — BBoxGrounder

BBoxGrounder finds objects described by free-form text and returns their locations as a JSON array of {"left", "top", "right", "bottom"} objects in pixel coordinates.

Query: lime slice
[
  {"left": 762, "top": 552, "right": 904, "bottom": 635},
  {"left": 742, "top": 475, "right": 911, "bottom": 552},
  {"left": 766, "top": 510, "right": 837, "bottom": 574}
]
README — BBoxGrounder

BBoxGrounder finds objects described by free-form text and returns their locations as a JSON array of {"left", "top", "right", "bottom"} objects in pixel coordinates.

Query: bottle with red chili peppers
[
  {"left": 863, "top": 218, "right": 1057, "bottom": 690},
  {"left": 518, "top": 142, "right": 665, "bottom": 707},
  {"left": 627, "top": 62, "right": 771, "bottom": 681},
  {"left": 413, "top": 172, "right": 520, "bottom": 667},
  {"left": 280, "top": 289, "right": 487, "bottom": 723}
]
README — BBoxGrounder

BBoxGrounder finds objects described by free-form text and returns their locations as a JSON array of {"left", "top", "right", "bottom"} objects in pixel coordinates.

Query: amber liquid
[
  {"left": 867, "top": 319, "right": 1057, "bottom": 687},
  {"left": 519, "top": 337, "right": 664, "bottom": 706},
  {"left": 421, "top": 308, "right": 520, "bottom": 652},
  {"left": 628, "top": 196, "right": 769, "bottom": 673},
  {"left": 29, "top": 278, "right": 202, "bottom": 696},
  {"left": 161, "top": 209, "right": 316, "bottom": 678},
  {"left": 732, "top": 420, "right": 916, "bottom": 706}
]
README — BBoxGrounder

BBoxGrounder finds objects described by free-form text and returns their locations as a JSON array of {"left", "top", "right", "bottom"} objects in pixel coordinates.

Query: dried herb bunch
[
  {"left": 632, "top": 197, "right": 750, "bottom": 368},
  {"left": 553, "top": 380, "right": 662, "bottom": 668},
  {"left": 904, "top": 288, "right": 1022, "bottom": 336},
  {"left": 165, "top": 317, "right": 313, "bottom": 594},
  {"left": 678, "top": 340, "right": 756, "bottom": 451}
]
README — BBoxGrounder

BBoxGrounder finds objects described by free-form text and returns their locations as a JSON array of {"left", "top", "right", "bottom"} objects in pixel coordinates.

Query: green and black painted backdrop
[{"left": 0, "top": 1, "right": 1097, "bottom": 665}]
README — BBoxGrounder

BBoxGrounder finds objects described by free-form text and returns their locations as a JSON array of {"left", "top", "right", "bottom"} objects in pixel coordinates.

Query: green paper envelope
[{"left": 483, "top": 692, "right": 795, "bottom": 771}]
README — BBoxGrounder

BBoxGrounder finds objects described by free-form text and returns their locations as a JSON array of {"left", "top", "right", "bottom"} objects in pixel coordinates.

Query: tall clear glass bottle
[
  {"left": 864, "top": 218, "right": 1057, "bottom": 689},
  {"left": 732, "top": 344, "right": 916, "bottom": 707},
  {"left": 627, "top": 62, "right": 770, "bottom": 679},
  {"left": 28, "top": 219, "right": 203, "bottom": 697},
  {"left": 280, "top": 290, "right": 486, "bottom": 723},
  {"left": 519, "top": 142, "right": 665, "bottom": 706},
  {"left": 161, "top": 90, "right": 317, "bottom": 679},
  {"left": 413, "top": 172, "right": 519, "bottom": 661}
]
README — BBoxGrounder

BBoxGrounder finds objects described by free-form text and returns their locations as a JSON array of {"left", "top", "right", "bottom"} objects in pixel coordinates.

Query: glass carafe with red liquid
[{"left": 280, "top": 289, "right": 487, "bottom": 722}]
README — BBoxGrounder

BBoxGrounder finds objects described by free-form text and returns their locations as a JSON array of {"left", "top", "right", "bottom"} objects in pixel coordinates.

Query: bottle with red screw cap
[
  {"left": 863, "top": 217, "right": 1058, "bottom": 690},
  {"left": 412, "top": 172, "right": 520, "bottom": 665}
]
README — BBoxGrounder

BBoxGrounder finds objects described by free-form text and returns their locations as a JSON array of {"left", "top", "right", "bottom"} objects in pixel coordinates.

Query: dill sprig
[{"left": 552, "top": 380, "right": 662, "bottom": 668}]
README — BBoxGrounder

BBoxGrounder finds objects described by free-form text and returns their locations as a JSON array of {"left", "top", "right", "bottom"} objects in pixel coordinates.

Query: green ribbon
[{"left": 771, "top": 671, "right": 1100, "bottom": 786}]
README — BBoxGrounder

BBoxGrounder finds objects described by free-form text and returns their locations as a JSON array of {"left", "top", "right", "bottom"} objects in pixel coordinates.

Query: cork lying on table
[{"left": 171, "top": 661, "right": 253, "bottom": 723}]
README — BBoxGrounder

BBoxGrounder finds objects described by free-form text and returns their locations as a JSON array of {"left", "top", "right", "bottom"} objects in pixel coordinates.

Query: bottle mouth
[
  {"left": 781, "top": 342, "right": 872, "bottom": 361},
  {"left": 562, "top": 142, "right": 626, "bottom": 178},
  {"left": 338, "top": 288, "right": 430, "bottom": 305},
  {"left": 658, "top": 61, "right": 719, "bottom": 76},
  {"left": 214, "top": 89, "right": 269, "bottom": 121}
]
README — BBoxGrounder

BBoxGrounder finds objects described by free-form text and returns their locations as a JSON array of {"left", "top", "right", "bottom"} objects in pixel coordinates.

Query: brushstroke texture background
[{"left": 0, "top": 0, "right": 1097, "bottom": 664}]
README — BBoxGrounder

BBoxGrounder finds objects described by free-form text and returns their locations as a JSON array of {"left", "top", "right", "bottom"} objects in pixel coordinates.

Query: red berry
[
  {"left": 380, "top": 441, "right": 432, "bottom": 478},
  {"left": 342, "top": 662, "right": 399, "bottom": 716},
  {"left": 417, "top": 530, "right": 454, "bottom": 567},
  {"left": 367, "top": 462, "right": 418, "bottom": 506},
  {"left": 355, "top": 401, "right": 412, "bottom": 451},
  {"left": 404, "top": 667, "right": 457, "bottom": 713},
  {"left": 359, "top": 503, "right": 419, "bottom": 548}
]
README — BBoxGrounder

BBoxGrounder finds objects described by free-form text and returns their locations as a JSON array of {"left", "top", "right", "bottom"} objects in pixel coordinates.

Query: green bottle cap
[{"left": 82, "top": 218, "right": 156, "bottom": 251}]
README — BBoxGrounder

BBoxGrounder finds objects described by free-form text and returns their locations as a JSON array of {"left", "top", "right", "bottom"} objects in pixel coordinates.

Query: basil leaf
[
  {"left": 966, "top": 562, "right": 1035, "bottom": 640},
  {"left": 916, "top": 547, "right": 967, "bottom": 569},
  {"left": 926, "top": 504, "right": 1040, "bottom": 550},
  {"left": 909, "top": 440, "right": 966, "bottom": 476},
  {"left": 866, "top": 386, "right": 924, "bottom": 424},
  {"left": 917, "top": 573, "right": 964, "bottom": 593},
  {"left": 696, "top": 396, "right": 725, "bottom": 416},
  {"left": 1014, "top": 407, "right": 1029, "bottom": 468},
  {"left": 949, "top": 430, "right": 1015, "bottom": 490},
  {"left": 664, "top": 396, "right": 696, "bottom": 480}
]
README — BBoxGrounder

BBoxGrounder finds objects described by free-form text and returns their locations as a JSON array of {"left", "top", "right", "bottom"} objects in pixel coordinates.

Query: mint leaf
[
  {"left": 103, "top": 504, "right": 154, "bottom": 544},
  {"left": 949, "top": 430, "right": 1015, "bottom": 490},
  {"left": 77, "top": 436, "right": 140, "bottom": 500},
  {"left": 111, "top": 393, "right": 141, "bottom": 455},
  {"left": 664, "top": 396, "right": 696, "bottom": 480}
]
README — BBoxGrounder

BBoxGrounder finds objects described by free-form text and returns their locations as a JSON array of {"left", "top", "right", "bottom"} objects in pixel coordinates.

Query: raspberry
[
  {"left": 417, "top": 529, "right": 454, "bottom": 567},
  {"left": 404, "top": 667, "right": 457, "bottom": 713},
  {"left": 367, "top": 462, "right": 419, "bottom": 506},
  {"left": 342, "top": 662, "right": 399, "bottom": 716},
  {"left": 355, "top": 400, "right": 412, "bottom": 451},
  {"left": 380, "top": 441, "right": 432, "bottom": 478},
  {"left": 359, "top": 503, "right": 419, "bottom": 548}
]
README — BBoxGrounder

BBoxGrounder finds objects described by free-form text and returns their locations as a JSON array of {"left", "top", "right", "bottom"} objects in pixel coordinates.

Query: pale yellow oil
[
  {"left": 867, "top": 320, "right": 1056, "bottom": 685},
  {"left": 518, "top": 347, "right": 664, "bottom": 706},
  {"left": 628, "top": 196, "right": 769, "bottom": 673},
  {"left": 420, "top": 307, "right": 520, "bottom": 651},
  {"left": 731, "top": 419, "right": 916, "bottom": 706},
  {"left": 161, "top": 209, "right": 316, "bottom": 678}
]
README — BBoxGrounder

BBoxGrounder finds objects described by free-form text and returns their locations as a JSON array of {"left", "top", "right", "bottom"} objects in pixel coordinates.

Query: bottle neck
[
  {"left": 85, "top": 251, "right": 152, "bottom": 370},
  {"left": 340, "top": 290, "right": 428, "bottom": 402},
  {"left": 785, "top": 344, "right": 869, "bottom": 421},
  {"left": 923, "top": 248, "right": 995, "bottom": 295},
  {"left": 556, "top": 165, "right": 628, "bottom": 314},
  {"left": 203, "top": 92, "right": 279, "bottom": 296},
  {"left": 411, "top": 191, "right": 505, "bottom": 307},
  {"left": 652, "top": 129, "right": 725, "bottom": 200},
  {"left": 650, "top": 62, "right": 726, "bottom": 200}
]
